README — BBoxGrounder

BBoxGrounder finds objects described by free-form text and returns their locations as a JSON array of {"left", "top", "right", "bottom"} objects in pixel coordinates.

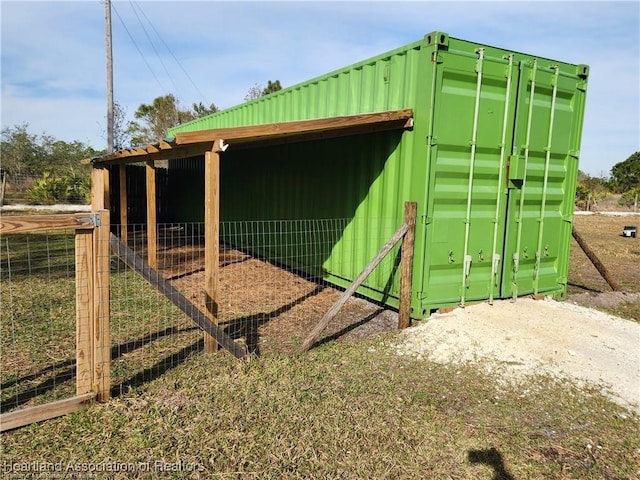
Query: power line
[
  {"left": 132, "top": 0, "right": 210, "bottom": 107},
  {"left": 128, "top": 1, "right": 185, "bottom": 103},
  {"left": 111, "top": 1, "right": 168, "bottom": 96}
]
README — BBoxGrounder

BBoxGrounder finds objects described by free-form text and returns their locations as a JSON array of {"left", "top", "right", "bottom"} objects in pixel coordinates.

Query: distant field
[
  {"left": 570, "top": 214, "right": 640, "bottom": 293},
  {"left": 569, "top": 214, "right": 640, "bottom": 322}
]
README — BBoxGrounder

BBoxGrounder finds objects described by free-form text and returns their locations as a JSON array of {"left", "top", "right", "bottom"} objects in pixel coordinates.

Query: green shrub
[
  {"left": 25, "top": 172, "right": 90, "bottom": 205},
  {"left": 618, "top": 187, "right": 640, "bottom": 208}
]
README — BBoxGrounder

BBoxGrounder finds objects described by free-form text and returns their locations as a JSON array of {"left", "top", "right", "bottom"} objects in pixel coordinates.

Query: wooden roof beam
[
  {"left": 87, "top": 109, "right": 413, "bottom": 166},
  {"left": 174, "top": 109, "right": 413, "bottom": 145}
]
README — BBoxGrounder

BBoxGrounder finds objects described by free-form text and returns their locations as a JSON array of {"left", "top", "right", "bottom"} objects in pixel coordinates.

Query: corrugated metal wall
[
  {"left": 166, "top": 32, "right": 588, "bottom": 316},
  {"left": 171, "top": 40, "right": 426, "bottom": 133}
]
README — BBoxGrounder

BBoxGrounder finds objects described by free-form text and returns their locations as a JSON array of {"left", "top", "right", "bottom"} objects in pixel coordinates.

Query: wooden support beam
[
  {"left": 91, "top": 167, "right": 107, "bottom": 210},
  {"left": 572, "top": 226, "right": 622, "bottom": 292},
  {"left": 0, "top": 213, "right": 95, "bottom": 234},
  {"left": 146, "top": 160, "right": 157, "bottom": 269},
  {"left": 93, "top": 210, "right": 111, "bottom": 401},
  {"left": 298, "top": 222, "right": 409, "bottom": 353},
  {"left": 174, "top": 109, "right": 414, "bottom": 145},
  {"left": 0, "top": 170, "right": 7, "bottom": 206},
  {"left": 76, "top": 229, "right": 94, "bottom": 396},
  {"left": 204, "top": 142, "right": 222, "bottom": 353},
  {"left": 398, "top": 202, "right": 417, "bottom": 329},
  {"left": 119, "top": 164, "right": 128, "bottom": 244},
  {"left": 0, "top": 393, "right": 96, "bottom": 432},
  {"left": 109, "top": 233, "right": 248, "bottom": 359},
  {"left": 93, "top": 143, "right": 210, "bottom": 167},
  {"left": 88, "top": 109, "right": 414, "bottom": 167}
]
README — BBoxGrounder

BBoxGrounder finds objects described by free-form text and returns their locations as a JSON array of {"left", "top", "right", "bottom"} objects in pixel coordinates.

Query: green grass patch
[
  {"left": 2, "top": 340, "right": 638, "bottom": 479},
  {"left": 2, "top": 214, "right": 639, "bottom": 478},
  {"left": 1, "top": 232, "right": 77, "bottom": 412}
]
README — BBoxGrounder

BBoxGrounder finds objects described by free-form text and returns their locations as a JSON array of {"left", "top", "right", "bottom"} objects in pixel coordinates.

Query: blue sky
[{"left": 1, "top": 0, "right": 638, "bottom": 176}]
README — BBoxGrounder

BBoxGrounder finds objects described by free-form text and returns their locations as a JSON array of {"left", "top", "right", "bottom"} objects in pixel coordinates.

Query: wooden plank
[
  {"left": 93, "top": 143, "right": 211, "bottom": 167},
  {"left": 204, "top": 144, "right": 221, "bottom": 353},
  {"left": 146, "top": 160, "right": 157, "bottom": 269},
  {"left": 398, "top": 202, "right": 417, "bottom": 329},
  {"left": 175, "top": 109, "right": 414, "bottom": 145},
  {"left": 109, "top": 233, "right": 248, "bottom": 359},
  {"left": 572, "top": 226, "right": 621, "bottom": 291},
  {"left": 0, "top": 213, "right": 95, "bottom": 234},
  {"left": 93, "top": 210, "right": 111, "bottom": 401},
  {"left": 230, "top": 118, "right": 412, "bottom": 151},
  {"left": 75, "top": 229, "right": 94, "bottom": 396},
  {"left": 91, "top": 167, "right": 107, "bottom": 210},
  {"left": 119, "top": 164, "right": 128, "bottom": 244},
  {"left": 0, "top": 393, "right": 95, "bottom": 432},
  {"left": 91, "top": 166, "right": 103, "bottom": 209},
  {"left": 90, "top": 109, "right": 413, "bottom": 166},
  {"left": 298, "top": 222, "right": 409, "bottom": 353}
]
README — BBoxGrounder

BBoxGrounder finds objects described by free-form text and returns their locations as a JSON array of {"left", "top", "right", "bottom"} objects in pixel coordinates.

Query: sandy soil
[{"left": 393, "top": 297, "right": 640, "bottom": 413}]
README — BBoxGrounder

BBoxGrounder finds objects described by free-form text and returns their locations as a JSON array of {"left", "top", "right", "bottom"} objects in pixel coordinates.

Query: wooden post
[
  {"left": 89, "top": 167, "right": 112, "bottom": 401},
  {"left": 204, "top": 142, "right": 222, "bottom": 353},
  {"left": 94, "top": 209, "right": 111, "bottom": 401},
  {"left": 91, "top": 167, "right": 108, "bottom": 210},
  {"left": 298, "top": 222, "right": 409, "bottom": 353},
  {"left": 76, "top": 228, "right": 94, "bottom": 396},
  {"left": 119, "top": 164, "right": 128, "bottom": 244},
  {"left": 572, "top": 226, "right": 621, "bottom": 291},
  {"left": 146, "top": 160, "right": 157, "bottom": 269},
  {"left": 75, "top": 208, "right": 110, "bottom": 402},
  {"left": 398, "top": 202, "right": 417, "bottom": 329}
]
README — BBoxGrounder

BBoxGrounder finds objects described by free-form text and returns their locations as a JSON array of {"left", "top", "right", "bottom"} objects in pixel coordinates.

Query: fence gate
[{"left": 0, "top": 210, "right": 110, "bottom": 431}]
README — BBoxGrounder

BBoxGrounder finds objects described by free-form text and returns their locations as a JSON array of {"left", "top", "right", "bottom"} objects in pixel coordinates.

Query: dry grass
[
  {"left": 2, "top": 341, "right": 639, "bottom": 479},
  {"left": 1, "top": 212, "right": 639, "bottom": 478},
  {"left": 570, "top": 215, "right": 640, "bottom": 293},
  {"left": 569, "top": 214, "right": 640, "bottom": 321}
]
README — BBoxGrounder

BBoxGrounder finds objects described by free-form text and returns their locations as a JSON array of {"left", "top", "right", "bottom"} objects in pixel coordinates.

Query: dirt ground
[
  {"left": 167, "top": 247, "right": 399, "bottom": 356},
  {"left": 153, "top": 214, "right": 639, "bottom": 412},
  {"left": 158, "top": 214, "right": 639, "bottom": 353}
]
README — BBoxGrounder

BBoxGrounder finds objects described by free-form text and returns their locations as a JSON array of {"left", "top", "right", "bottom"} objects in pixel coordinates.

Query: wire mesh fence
[
  {"left": 109, "top": 225, "right": 204, "bottom": 396},
  {"left": 0, "top": 230, "right": 77, "bottom": 413},
  {"left": 1, "top": 216, "right": 403, "bottom": 412},
  {"left": 109, "top": 218, "right": 401, "bottom": 380}
]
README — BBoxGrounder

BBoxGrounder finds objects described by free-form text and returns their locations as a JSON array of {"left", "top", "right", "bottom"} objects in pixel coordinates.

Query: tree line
[
  {"left": 1, "top": 75, "right": 638, "bottom": 207},
  {"left": 576, "top": 152, "right": 640, "bottom": 209},
  {"left": 0, "top": 81, "right": 282, "bottom": 204}
]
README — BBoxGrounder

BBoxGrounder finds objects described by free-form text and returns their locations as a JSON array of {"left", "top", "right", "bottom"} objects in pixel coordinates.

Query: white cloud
[{"left": 1, "top": 0, "right": 638, "bottom": 175}]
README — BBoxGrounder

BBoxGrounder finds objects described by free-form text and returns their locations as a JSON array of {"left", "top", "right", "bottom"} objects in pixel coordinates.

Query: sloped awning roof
[{"left": 89, "top": 109, "right": 413, "bottom": 166}]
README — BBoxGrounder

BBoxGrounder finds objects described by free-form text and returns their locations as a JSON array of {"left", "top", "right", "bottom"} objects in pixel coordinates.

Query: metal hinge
[{"left": 78, "top": 213, "right": 101, "bottom": 227}]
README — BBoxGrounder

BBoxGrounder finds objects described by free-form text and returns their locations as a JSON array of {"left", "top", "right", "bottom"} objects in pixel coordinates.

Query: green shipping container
[{"left": 168, "top": 31, "right": 589, "bottom": 317}]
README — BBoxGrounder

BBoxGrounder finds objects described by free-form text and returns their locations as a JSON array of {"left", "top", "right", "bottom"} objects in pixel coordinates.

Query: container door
[
  {"left": 500, "top": 60, "right": 587, "bottom": 299},
  {"left": 422, "top": 50, "right": 518, "bottom": 307}
]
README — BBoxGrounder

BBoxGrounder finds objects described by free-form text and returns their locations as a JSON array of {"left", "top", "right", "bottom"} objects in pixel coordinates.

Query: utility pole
[{"left": 105, "top": 0, "right": 114, "bottom": 154}]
